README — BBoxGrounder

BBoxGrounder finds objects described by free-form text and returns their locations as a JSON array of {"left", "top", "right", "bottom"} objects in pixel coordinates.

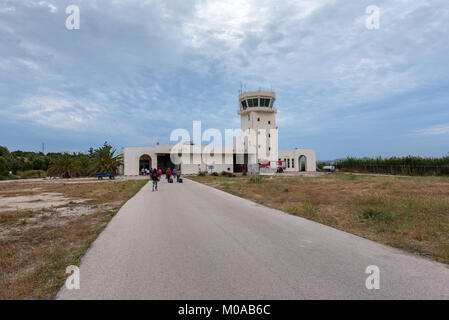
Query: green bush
[
  {"left": 0, "top": 146, "right": 9, "bottom": 157},
  {"left": 212, "top": 172, "right": 219, "bottom": 176},
  {"left": 360, "top": 208, "right": 393, "bottom": 222},
  {"left": 198, "top": 171, "right": 206, "bottom": 177},
  {"left": 0, "top": 156, "right": 8, "bottom": 177},
  {"left": 337, "top": 155, "right": 449, "bottom": 176},
  {"left": 221, "top": 171, "right": 233, "bottom": 177},
  {"left": 0, "top": 142, "right": 122, "bottom": 180},
  {"left": 16, "top": 170, "right": 47, "bottom": 179}
]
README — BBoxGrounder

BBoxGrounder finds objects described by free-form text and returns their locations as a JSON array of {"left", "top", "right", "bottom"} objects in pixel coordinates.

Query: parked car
[{"left": 322, "top": 166, "right": 336, "bottom": 173}]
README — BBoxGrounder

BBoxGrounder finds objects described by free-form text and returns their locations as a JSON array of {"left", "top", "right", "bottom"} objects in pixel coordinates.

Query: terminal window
[{"left": 253, "top": 98, "right": 259, "bottom": 107}]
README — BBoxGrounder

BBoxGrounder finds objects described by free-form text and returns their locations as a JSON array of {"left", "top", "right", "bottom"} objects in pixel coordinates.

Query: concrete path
[{"left": 58, "top": 178, "right": 449, "bottom": 299}]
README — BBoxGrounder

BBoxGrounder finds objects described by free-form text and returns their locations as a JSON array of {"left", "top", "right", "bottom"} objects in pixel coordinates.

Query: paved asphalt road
[{"left": 58, "top": 178, "right": 449, "bottom": 299}]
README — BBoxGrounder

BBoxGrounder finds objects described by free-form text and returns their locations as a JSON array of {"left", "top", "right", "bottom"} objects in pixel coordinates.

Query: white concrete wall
[
  {"left": 181, "top": 163, "right": 233, "bottom": 175},
  {"left": 122, "top": 147, "right": 157, "bottom": 176},
  {"left": 180, "top": 153, "right": 234, "bottom": 175},
  {"left": 240, "top": 109, "right": 277, "bottom": 162},
  {"left": 278, "top": 149, "right": 316, "bottom": 172},
  {"left": 122, "top": 146, "right": 317, "bottom": 175},
  {"left": 120, "top": 148, "right": 235, "bottom": 175},
  {"left": 181, "top": 164, "right": 200, "bottom": 175}
]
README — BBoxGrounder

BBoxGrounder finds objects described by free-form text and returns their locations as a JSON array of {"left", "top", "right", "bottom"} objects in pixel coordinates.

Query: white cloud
[
  {"left": 0, "top": 7, "right": 15, "bottom": 13},
  {"left": 48, "top": 4, "right": 57, "bottom": 13},
  {"left": 36, "top": 1, "right": 57, "bottom": 13},
  {"left": 415, "top": 124, "right": 449, "bottom": 136},
  {"left": 12, "top": 94, "right": 108, "bottom": 130},
  {"left": 1, "top": 0, "right": 449, "bottom": 157}
]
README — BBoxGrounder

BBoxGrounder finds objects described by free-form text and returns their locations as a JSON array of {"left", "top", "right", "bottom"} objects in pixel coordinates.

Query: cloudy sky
[{"left": 0, "top": 0, "right": 448, "bottom": 159}]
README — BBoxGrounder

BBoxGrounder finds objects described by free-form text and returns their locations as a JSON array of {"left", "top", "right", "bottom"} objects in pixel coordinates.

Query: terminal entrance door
[
  {"left": 139, "top": 155, "right": 151, "bottom": 171},
  {"left": 233, "top": 153, "right": 248, "bottom": 172},
  {"left": 157, "top": 154, "right": 176, "bottom": 171}
]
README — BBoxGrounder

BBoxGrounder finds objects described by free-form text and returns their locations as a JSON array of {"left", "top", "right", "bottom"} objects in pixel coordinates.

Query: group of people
[
  {"left": 140, "top": 168, "right": 151, "bottom": 176},
  {"left": 147, "top": 167, "right": 181, "bottom": 192}
]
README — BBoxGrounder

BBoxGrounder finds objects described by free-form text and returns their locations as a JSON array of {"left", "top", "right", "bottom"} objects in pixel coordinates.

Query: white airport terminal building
[{"left": 120, "top": 91, "right": 316, "bottom": 175}]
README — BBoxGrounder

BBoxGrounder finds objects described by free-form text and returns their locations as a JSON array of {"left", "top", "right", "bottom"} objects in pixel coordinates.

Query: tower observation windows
[
  {"left": 252, "top": 98, "right": 259, "bottom": 107},
  {"left": 241, "top": 96, "right": 274, "bottom": 109},
  {"left": 260, "top": 98, "right": 270, "bottom": 107}
]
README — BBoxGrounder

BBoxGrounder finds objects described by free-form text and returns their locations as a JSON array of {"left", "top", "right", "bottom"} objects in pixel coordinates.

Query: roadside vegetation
[
  {"left": 0, "top": 178, "right": 148, "bottom": 299},
  {"left": 322, "top": 155, "right": 449, "bottom": 176},
  {"left": 0, "top": 142, "right": 122, "bottom": 180},
  {"left": 191, "top": 173, "right": 449, "bottom": 265}
]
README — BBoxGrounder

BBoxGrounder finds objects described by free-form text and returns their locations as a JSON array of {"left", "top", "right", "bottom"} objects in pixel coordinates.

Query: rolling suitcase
[
  {"left": 169, "top": 178, "right": 173, "bottom": 183},
  {"left": 178, "top": 178, "right": 183, "bottom": 183}
]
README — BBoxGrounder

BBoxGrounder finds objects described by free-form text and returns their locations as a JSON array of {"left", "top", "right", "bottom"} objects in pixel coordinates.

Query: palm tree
[
  {"left": 91, "top": 142, "right": 123, "bottom": 174},
  {"left": 47, "top": 153, "right": 82, "bottom": 178}
]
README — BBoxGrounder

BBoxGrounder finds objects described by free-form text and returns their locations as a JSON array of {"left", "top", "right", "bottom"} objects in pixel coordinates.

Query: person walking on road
[
  {"left": 172, "top": 168, "right": 177, "bottom": 181},
  {"left": 166, "top": 168, "right": 172, "bottom": 182},
  {"left": 151, "top": 169, "right": 159, "bottom": 191},
  {"left": 157, "top": 168, "right": 162, "bottom": 180}
]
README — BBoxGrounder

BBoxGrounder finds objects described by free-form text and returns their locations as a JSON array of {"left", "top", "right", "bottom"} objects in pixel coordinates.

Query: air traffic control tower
[{"left": 237, "top": 91, "right": 278, "bottom": 165}]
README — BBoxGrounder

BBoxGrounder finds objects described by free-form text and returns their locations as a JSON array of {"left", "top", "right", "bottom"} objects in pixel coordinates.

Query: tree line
[
  {"left": 334, "top": 155, "right": 449, "bottom": 176},
  {"left": 0, "top": 142, "right": 122, "bottom": 180}
]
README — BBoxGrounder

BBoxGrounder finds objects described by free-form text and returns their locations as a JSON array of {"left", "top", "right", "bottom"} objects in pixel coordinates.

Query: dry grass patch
[
  {"left": 0, "top": 178, "right": 148, "bottom": 299},
  {"left": 191, "top": 173, "right": 449, "bottom": 264}
]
